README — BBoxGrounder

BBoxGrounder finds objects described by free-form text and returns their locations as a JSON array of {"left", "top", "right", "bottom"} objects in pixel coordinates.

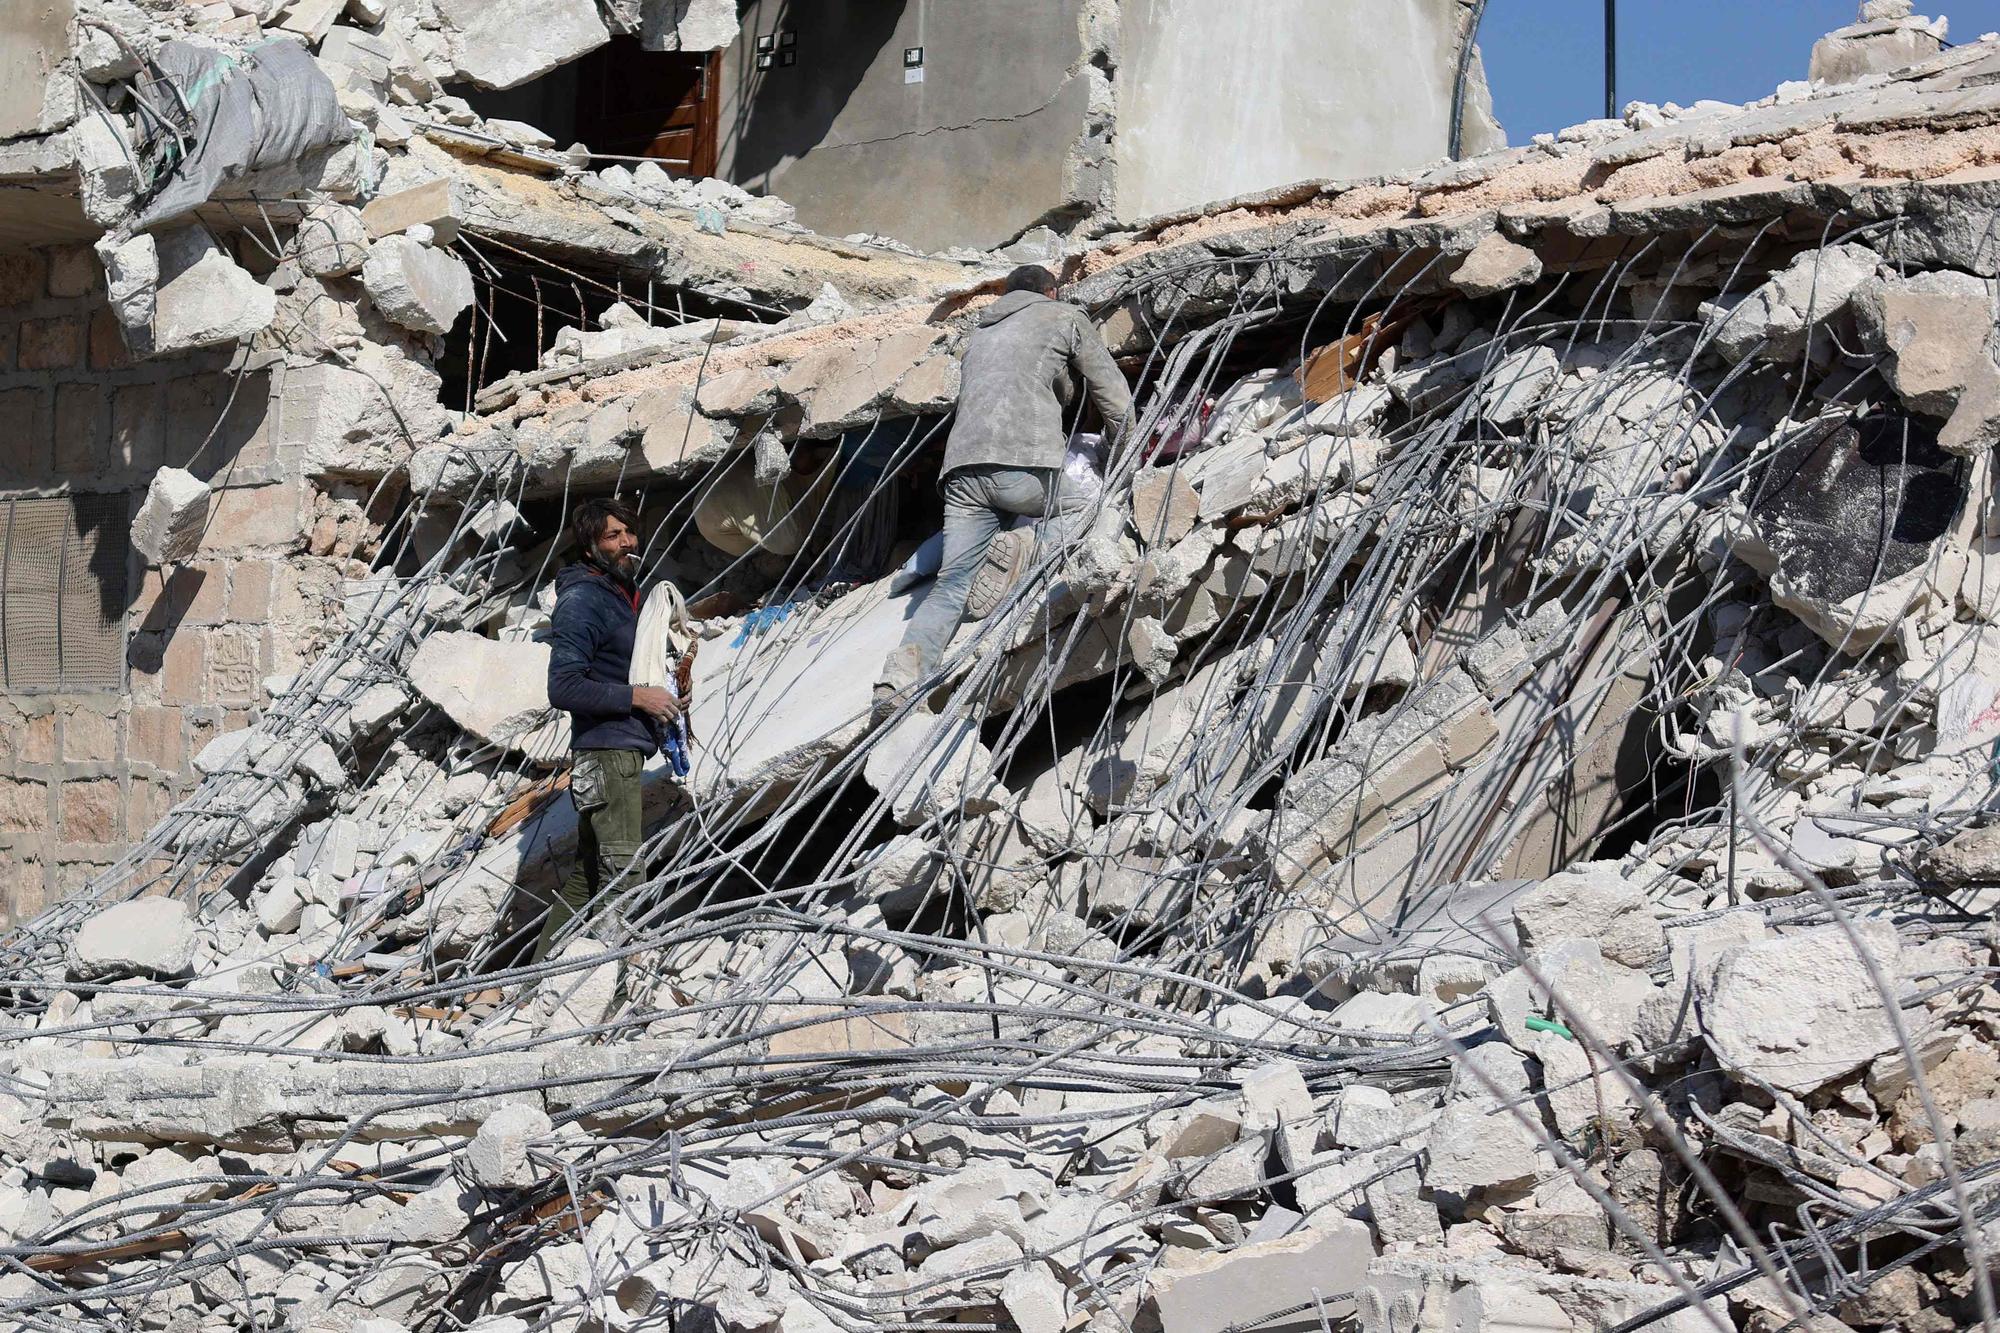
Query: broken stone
[
  {"left": 362, "top": 235, "right": 475, "bottom": 336},
  {"left": 1423, "top": 1098, "right": 1543, "bottom": 1197},
  {"left": 1480, "top": 345, "right": 1561, "bottom": 425},
  {"left": 695, "top": 365, "right": 781, "bottom": 417},
  {"left": 1811, "top": 14, "right": 1946, "bottom": 85},
  {"left": 1146, "top": 1219, "right": 1375, "bottom": 1333},
  {"left": 1853, "top": 268, "right": 1996, "bottom": 417},
  {"left": 863, "top": 712, "right": 1002, "bottom": 825},
  {"left": 95, "top": 231, "right": 157, "bottom": 333},
  {"left": 408, "top": 632, "right": 568, "bottom": 754},
  {"left": 1452, "top": 232, "right": 1544, "bottom": 298},
  {"left": 1365, "top": 1154, "right": 1443, "bottom": 1245},
  {"left": 1916, "top": 822, "right": 2000, "bottom": 884},
  {"left": 1698, "top": 244, "right": 1877, "bottom": 363},
  {"left": 1332, "top": 1085, "right": 1401, "bottom": 1149},
  {"left": 296, "top": 202, "right": 370, "bottom": 277},
  {"left": 361, "top": 178, "right": 466, "bottom": 244},
  {"left": 130, "top": 468, "right": 212, "bottom": 566},
  {"left": 465, "top": 1103, "right": 551, "bottom": 1189},
  {"left": 1510, "top": 866, "right": 1665, "bottom": 968},
  {"left": 150, "top": 225, "right": 278, "bottom": 355},
  {"left": 69, "top": 898, "right": 196, "bottom": 980},
  {"left": 1701, "top": 922, "right": 1903, "bottom": 1094},
  {"left": 1000, "top": 1264, "right": 1067, "bottom": 1333},
  {"left": 1133, "top": 466, "right": 1200, "bottom": 546},
  {"left": 436, "top": 0, "right": 610, "bottom": 89}
]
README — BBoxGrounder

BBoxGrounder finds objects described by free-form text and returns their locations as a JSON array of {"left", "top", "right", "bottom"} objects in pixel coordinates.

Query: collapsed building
[
  {"left": 0, "top": 0, "right": 1499, "bottom": 912},
  {"left": 1, "top": 2, "right": 1999, "bottom": 1332}
]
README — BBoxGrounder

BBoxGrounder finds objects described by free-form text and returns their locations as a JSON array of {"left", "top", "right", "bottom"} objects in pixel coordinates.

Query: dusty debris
[{"left": 2, "top": 3, "right": 1999, "bottom": 1332}]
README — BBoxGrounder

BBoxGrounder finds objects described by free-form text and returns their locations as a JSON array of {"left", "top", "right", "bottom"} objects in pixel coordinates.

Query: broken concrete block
[
  {"left": 1000, "top": 1264, "right": 1067, "bottom": 1333},
  {"left": 1356, "top": 1259, "right": 1585, "bottom": 1333},
  {"left": 95, "top": 231, "right": 158, "bottom": 333},
  {"left": 1330, "top": 989, "right": 1435, "bottom": 1036},
  {"left": 409, "top": 632, "right": 568, "bottom": 754},
  {"left": 74, "top": 110, "right": 139, "bottom": 228},
  {"left": 766, "top": 1007, "right": 913, "bottom": 1059},
  {"left": 465, "top": 1102, "right": 551, "bottom": 1189},
  {"left": 436, "top": 0, "right": 610, "bottom": 89},
  {"left": 893, "top": 354, "right": 962, "bottom": 413},
  {"left": 1423, "top": 1098, "right": 1543, "bottom": 1197},
  {"left": 1700, "top": 921, "right": 1903, "bottom": 1094},
  {"left": 131, "top": 467, "right": 212, "bottom": 566},
  {"left": 277, "top": 352, "right": 450, "bottom": 479},
  {"left": 276, "top": 0, "right": 343, "bottom": 42},
  {"left": 1332, "top": 1085, "right": 1400, "bottom": 1149},
  {"left": 1451, "top": 232, "right": 1543, "bottom": 298},
  {"left": 633, "top": 390, "right": 736, "bottom": 476},
  {"left": 695, "top": 366, "right": 780, "bottom": 417},
  {"left": 1853, "top": 269, "right": 1997, "bottom": 417},
  {"left": 865, "top": 712, "right": 1003, "bottom": 825},
  {"left": 640, "top": 0, "right": 742, "bottom": 52},
  {"left": 1532, "top": 1029, "right": 1639, "bottom": 1141},
  {"left": 913, "top": 1162, "right": 1047, "bottom": 1247},
  {"left": 361, "top": 178, "right": 466, "bottom": 244},
  {"left": 533, "top": 938, "right": 622, "bottom": 1031},
  {"left": 1480, "top": 345, "right": 1561, "bottom": 425},
  {"left": 1162, "top": 1102, "right": 1244, "bottom": 1159},
  {"left": 804, "top": 325, "right": 943, "bottom": 436},
  {"left": 1510, "top": 866, "right": 1665, "bottom": 968},
  {"left": 1183, "top": 436, "right": 1269, "bottom": 519},
  {"left": 1698, "top": 243, "right": 1877, "bottom": 363},
  {"left": 69, "top": 898, "right": 197, "bottom": 980},
  {"left": 1915, "top": 822, "right": 2000, "bottom": 885},
  {"left": 362, "top": 235, "right": 475, "bottom": 336},
  {"left": 854, "top": 834, "right": 939, "bottom": 917},
  {"left": 1146, "top": 1219, "right": 1375, "bottom": 1333},
  {"left": 1364, "top": 1155, "right": 1443, "bottom": 1245},
  {"left": 1306, "top": 386, "right": 1393, "bottom": 437},
  {"left": 150, "top": 225, "right": 277, "bottom": 355},
  {"left": 296, "top": 202, "right": 370, "bottom": 277},
  {"left": 1810, "top": 15, "right": 1945, "bottom": 85},
  {"left": 1133, "top": 466, "right": 1200, "bottom": 546},
  {"left": 120, "top": 1147, "right": 227, "bottom": 1229},
  {"left": 916, "top": 1231, "right": 1024, "bottom": 1293}
]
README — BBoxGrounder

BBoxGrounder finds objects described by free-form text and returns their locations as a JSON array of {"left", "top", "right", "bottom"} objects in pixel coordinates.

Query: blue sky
[{"left": 1478, "top": 1, "right": 2000, "bottom": 142}]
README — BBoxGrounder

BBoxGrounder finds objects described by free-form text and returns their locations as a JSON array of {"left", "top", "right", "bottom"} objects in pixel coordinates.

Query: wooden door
[{"left": 574, "top": 39, "right": 719, "bottom": 178}]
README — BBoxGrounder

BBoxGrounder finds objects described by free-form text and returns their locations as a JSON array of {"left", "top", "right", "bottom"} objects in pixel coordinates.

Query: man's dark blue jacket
[{"left": 545, "top": 562, "right": 659, "bottom": 755}]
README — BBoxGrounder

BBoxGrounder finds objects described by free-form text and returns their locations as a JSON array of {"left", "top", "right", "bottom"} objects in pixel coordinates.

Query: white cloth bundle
[{"left": 630, "top": 581, "right": 695, "bottom": 691}]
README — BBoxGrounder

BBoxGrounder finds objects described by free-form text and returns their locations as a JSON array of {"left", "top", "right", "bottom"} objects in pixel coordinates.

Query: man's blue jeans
[{"left": 897, "top": 463, "right": 1092, "bottom": 676}]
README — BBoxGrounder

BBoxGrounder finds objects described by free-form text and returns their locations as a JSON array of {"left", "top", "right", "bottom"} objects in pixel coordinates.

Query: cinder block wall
[{"left": 0, "top": 242, "right": 347, "bottom": 920}]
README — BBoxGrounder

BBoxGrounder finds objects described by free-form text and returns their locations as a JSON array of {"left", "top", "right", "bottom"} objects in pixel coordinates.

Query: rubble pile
[
  {"left": 46, "top": 0, "right": 985, "bottom": 474},
  {"left": 3, "top": 5, "right": 2000, "bottom": 1333}
]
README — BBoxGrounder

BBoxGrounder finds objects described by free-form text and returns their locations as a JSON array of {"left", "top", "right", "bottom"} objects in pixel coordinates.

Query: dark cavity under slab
[{"left": 1749, "top": 410, "right": 1965, "bottom": 606}]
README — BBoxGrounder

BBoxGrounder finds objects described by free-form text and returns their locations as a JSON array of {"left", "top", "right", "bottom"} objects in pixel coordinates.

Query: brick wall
[{"left": 0, "top": 240, "right": 345, "bottom": 921}]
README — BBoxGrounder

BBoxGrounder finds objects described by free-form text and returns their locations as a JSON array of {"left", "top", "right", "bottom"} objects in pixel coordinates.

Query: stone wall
[{"left": 0, "top": 241, "right": 344, "bottom": 920}]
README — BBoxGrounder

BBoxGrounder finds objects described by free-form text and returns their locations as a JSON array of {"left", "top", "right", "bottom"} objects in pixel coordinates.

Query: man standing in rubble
[
  {"left": 875, "top": 264, "right": 1133, "bottom": 709},
  {"left": 539, "top": 498, "right": 680, "bottom": 960}
]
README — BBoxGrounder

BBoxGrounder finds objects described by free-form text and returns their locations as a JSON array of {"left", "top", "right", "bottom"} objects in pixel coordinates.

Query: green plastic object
[{"left": 1524, "top": 1015, "right": 1575, "bottom": 1040}]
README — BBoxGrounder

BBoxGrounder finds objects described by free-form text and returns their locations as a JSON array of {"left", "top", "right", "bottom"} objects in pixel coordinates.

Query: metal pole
[{"left": 1605, "top": 0, "right": 1618, "bottom": 120}]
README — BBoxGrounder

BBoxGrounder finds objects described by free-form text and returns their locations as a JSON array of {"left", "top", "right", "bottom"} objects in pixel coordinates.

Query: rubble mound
[{"left": 2, "top": 3, "right": 1998, "bottom": 1332}]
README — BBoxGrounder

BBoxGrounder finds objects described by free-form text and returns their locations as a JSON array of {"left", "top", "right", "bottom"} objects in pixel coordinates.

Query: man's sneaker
[{"left": 964, "top": 527, "right": 1036, "bottom": 621}]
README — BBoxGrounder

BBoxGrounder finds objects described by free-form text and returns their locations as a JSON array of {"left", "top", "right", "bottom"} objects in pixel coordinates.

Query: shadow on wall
[{"left": 721, "top": 0, "right": 909, "bottom": 193}]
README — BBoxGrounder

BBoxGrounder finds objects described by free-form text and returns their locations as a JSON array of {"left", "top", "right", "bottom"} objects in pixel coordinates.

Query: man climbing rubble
[
  {"left": 874, "top": 264, "right": 1134, "bottom": 710},
  {"left": 540, "top": 498, "right": 681, "bottom": 960}
]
